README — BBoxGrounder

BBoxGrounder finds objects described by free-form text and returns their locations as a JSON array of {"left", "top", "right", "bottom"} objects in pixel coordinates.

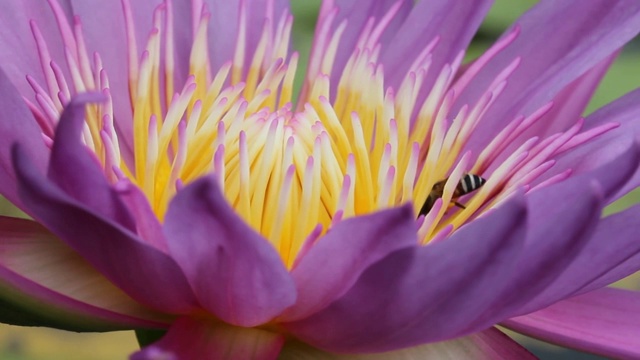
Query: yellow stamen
[{"left": 31, "top": 3, "right": 595, "bottom": 270}]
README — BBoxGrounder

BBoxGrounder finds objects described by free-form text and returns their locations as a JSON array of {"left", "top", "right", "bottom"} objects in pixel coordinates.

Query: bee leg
[{"left": 453, "top": 201, "right": 466, "bottom": 209}]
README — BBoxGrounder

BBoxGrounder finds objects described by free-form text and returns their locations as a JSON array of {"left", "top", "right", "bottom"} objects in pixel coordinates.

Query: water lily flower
[{"left": 2, "top": 0, "right": 640, "bottom": 358}]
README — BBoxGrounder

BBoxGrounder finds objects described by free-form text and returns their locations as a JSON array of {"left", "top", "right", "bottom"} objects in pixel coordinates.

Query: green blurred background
[{"left": 1, "top": 0, "right": 638, "bottom": 358}]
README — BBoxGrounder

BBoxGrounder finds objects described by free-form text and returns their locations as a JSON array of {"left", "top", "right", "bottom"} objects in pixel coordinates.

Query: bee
[{"left": 418, "top": 174, "right": 486, "bottom": 216}]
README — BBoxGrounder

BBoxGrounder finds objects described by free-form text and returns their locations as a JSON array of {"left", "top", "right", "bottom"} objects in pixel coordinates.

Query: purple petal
[
  {"left": 202, "top": 1, "right": 238, "bottom": 71},
  {"left": 131, "top": 316, "right": 284, "bottom": 360},
  {"left": 579, "top": 253, "right": 640, "bottom": 296},
  {"left": 115, "top": 180, "right": 169, "bottom": 253},
  {"left": 518, "top": 52, "right": 617, "bottom": 140},
  {"left": 467, "top": 173, "right": 604, "bottom": 327},
  {"left": 0, "top": 216, "right": 169, "bottom": 330},
  {"left": 280, "top": 328, "right": 536, "bottom": 360},
  {"left": 381, "top": 0, "right": 492, "bottom": 92},
  {"left": 69, "top": 0, "right": 162, "bottom": 158},
  {"left": 484, "top": 142, "right": 638, "bottom": 318},
  {"left": 523, "top": 204, "right": 640, "bottom": 305},
  {"left": 0, "top": 0, "right": 72, "bottom": 96},
  {"left": 545, "top": 130, "right": 640, "bottom": 207},
  {"left": 70, "top": 0, "right": 170, "bottom": 65},
  {"left": 48, "top": 93, "right": 136, "bottom": 231},
  {"left": 581, "top": 135, "right": 638, "bottom": 200},
  {"left": 163, "top": 176, "right": 296, "bottom": 327},
  {"left": 0, "top": 69, "right": 49, "bottom": 208},
  {"left": 554, "top": 88, "right": 640, "bottom": 201},
  {"left": 460, "top": 0, "right": 640, "bottom": 151},
  {"left": 330, "top": 0, "right": 413, "bottom": 51},
  {"left": 69, "top": 0, "right": 196, "bottom": 158},
  {"left": 284, "top": 192, "right": 528, "bottom": 353},
  {"left": 314, "top": 0, "right": 413, "bottom": 91},
  {"left": 282, "top": 204, "right": 416, "bottom": 321},
  {"left": 205, "top": 0, "right": 290, "bottom": 76},
  {"left": 13, "top": 145, "right": 197, "bottom": 313},
  {"left": 503, "top": 288, "right": 640, "bottom": 359},
  {"left": 70, "top": 0, "right": 164, "bottom": 76}
]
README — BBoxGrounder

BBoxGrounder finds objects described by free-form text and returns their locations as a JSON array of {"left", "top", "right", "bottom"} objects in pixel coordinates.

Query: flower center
[{"left": 25, "top": 1, "right": 617, "bottom": 267}]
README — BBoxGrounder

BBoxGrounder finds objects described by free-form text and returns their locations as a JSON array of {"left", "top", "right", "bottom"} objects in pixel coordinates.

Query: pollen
[{"left": 25, "top": 0, "right": 618, "bottom": 268}]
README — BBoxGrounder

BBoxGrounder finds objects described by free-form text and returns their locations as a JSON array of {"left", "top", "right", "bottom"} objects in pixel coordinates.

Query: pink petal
[
  {"left": 163, "top": 176, "right": 296, "bottom": 327},
  {"left": 0, "top": 216, "right": 169, "bottom": 330},
  {"left": 284, "top": 192, "right": 528, "bottom": 353},
  {"left": 279, "top": 328, "right": 536, "bottom": 360},
  {"left": 503, "top": 287, "right": 640, "bottom": 359},
  {"left": 282, "top": 204, "right": 416, "bottom": 321},
  {"left": 131, "top": 316, "right": 284, "bottom": 360}
]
